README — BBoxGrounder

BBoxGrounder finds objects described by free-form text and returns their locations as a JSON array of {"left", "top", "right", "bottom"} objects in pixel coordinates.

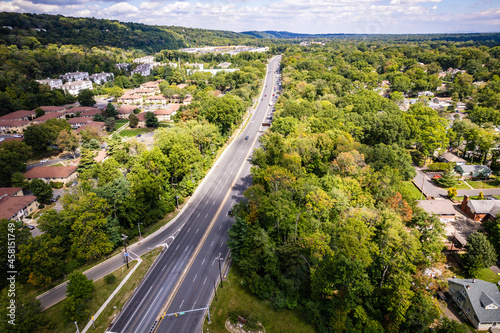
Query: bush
[
  {"left": 428, "top": 162, "right": 454, "bottom": 171},
  {"left": 104, "top": 274, "right": 116, "bottom": 285},
  {"left": 447, "top": 187, "right": 458, "bottom": 199},
  {"left": 50, "top": 181, "right": 63, "bottom": 189},
  {"left": 38, "top": 203, "right": 45, "bottom": 209}
]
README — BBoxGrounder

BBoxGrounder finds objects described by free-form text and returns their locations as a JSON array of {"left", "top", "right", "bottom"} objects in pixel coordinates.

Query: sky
[{"left": 0, "top": 0, "right": 499, "bottom": 34}]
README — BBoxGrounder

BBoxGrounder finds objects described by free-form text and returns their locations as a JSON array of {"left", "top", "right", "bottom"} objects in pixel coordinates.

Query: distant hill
[
  {"left": 242, "top": 30, "right": 500, "bottom": 45},
  {"left": 0, "top": 12, "right": 257, "bottom": 53}
]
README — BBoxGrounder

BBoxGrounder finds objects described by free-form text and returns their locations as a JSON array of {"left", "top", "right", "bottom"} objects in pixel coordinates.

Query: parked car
[
  {"left": 71, "top": 182, "right": 78, "bottom": 187},
  {"left": 245, "top": 136, "right": 249, "bottom": 140},
  {"left": 40, "top": 159, "right": 49, "bottom": 163},
  {"left": 51, "top": 195, "right": 61, "bottom": 202},
  {"left": 13, "top": 134, "right": 22, "bottom": 138}
]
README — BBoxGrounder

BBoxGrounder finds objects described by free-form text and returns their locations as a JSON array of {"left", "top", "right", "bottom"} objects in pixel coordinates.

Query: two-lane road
[{"left": 107, "top": 56, "right": 281, "bottom": 333}]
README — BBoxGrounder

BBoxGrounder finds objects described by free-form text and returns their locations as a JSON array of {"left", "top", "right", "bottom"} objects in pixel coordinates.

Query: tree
[
  {"left": 18, "top": 235, "right": 65, "bottom": 286},
  {"left": 145, "top": 112, "right": 159, "bottom": 128},
  {"left": 24, "top": 119, "right": 70, "bottom": 152},
  {"left": 0, "top": 219, "right": 30, "bottom": 290},
  {"left": 0, "top": 141, "right": 32, "bottom": 186},
  {"left": 105, "top": 117, "right": 116, "bottom": 132},
  {"left": 34, "top": 107, "right": 44, "bottom": 118},
  {"left": 102, "top": 102, "right": 118, "bottom": 119},
  {"left": 435, "top": 169, "right": 458, "bottom": 188},
  {"left": 77, "top": 89, "right": 96, "bottom": 106},
  {"left": 11, "top": 172, "right": 28, "bottom": 188},
  {"left": 66, "top": 271, "right": 95, "bottom": 300},
  {"left": 129, "top": 113, "right": 139, "bottom": 128},
  {"left": 29, "top": 179, "right": 53, "bottom": 204},
  {"left": 434, "top": 317, "right": 469, "bottom": 333},
  {"left": 0, "top": 286, "right": 48, "bottom": 332},
  {"left": 463, "top": 232, "right": 497, "bottom": 276},
  {"left": 56, "top": 129, "right": 78, "bottom": 157},
  {"left": 447, "top": 187, "right": 458, "bottom": 199},
  {"left": 62, "top": 296, "right": 88, "bottom": 323}
]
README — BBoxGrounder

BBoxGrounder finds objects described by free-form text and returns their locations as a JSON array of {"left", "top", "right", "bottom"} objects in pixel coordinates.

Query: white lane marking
[
  {"left": 122, "top": 286, "right": 153, "bottom": 331},
  {"left": 187, "top": 228, "right": 191, "bottom": 232},
  {"left": 162, "top": 265, "right": 167, "bottom": 272},
  {"left": 197, "top": 213, "right": 200, "bottom": 218},
  {"left": 205, "top": 213, "right": 208, "bottom": 219},
  {"left": 175, "top": 245, "right": 179, "bottom": 251},
  {"left": 201, "top": 259, "right": 205, "bottom": 265},
  {"left": 180, "top": 300, "right": 184, "bottom": 308},
  {"left": 192, "top": 304, "right": 195, "bottom": 310},
  {"left": 219, "top": 225, "right": 222, "bottom": 230},
  {"left": 193, "top": 274, "right": 197, "bottom": 282},
  {"left": 220, "top": 242, "right": 223, "bottom": 247},
  {"left": 135, "top": 287, "right": 164, "bottom": 332},
  {"left": 213, "top": 200, "right": 216, "bottom": 206},
  {"left": 196, "top": 228, "right": 199, "bottom": 234},
  {"left": 203, "top": 277, "right": 207, "bottom": 285},
  {"left": 211, "top": 241, "right": 214, "bottom": 247}
]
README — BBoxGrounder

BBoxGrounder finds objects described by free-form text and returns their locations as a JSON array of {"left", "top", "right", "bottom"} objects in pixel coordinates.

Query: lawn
[
  {"left": 158, "top": 122, "right": 173, "bottom": 128},
  {"left": 468, "top": 179, "right": 500, "bottom": 189},
  {"left": 42, "top": 249, "right": 161, "bottom": 332},
  {"left": 118, "top": 128, "right": 152, "bottom": 138},
  {"left": 203, "top": 267, "right": 316, "bottom": 333},
  {"left": 31, "top": 202, "right": 56, "bottom": 219},
  {"left": 400, "top": 181, "right": 423, "bottom": 201},
  {"left": 475, "top": 267, "right": 500, "bottom": 284},
  {"left": 455, "top": 181, "right": 472, "bottom": 190}
]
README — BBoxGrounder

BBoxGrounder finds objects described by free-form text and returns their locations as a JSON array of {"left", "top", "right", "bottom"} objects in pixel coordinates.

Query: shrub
[
  {"left": 447, "top": 187, "right": 458, "bottom": 199},
  {"left": 428, "top": 162, "right": 453, "bottom": 171},
  {"left": 50, "top": 181, "right": 63, "bottom": 189},
  {"left": 104, "top": 274, "right": 116, "bottom": 285},
  {"left": 38, "top": 203, "right": 45, "bottom": 209}
]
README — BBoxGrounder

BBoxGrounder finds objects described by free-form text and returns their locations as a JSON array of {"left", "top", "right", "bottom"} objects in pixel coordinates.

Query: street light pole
[
  {"left": 121, "top": 234, "right": 129, "bottom": 269},
  {"left": 215, "top": 253, "right": 223, "bottom": 289},
  {"left": 74, "top": 321, "right": 80, "bottom": 333},
  {"left": 137, "top": 223, "right": 143, "bottom": 239}
]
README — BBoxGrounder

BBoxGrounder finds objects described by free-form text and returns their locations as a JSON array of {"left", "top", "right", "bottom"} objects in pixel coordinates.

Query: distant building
[
  {"left": 133, "top": 56, "right": 154, "bottom": 64},
  {"left": 0, "top": 120, "right": 30, "bottom": 134},
  {"left": 438, "top": 152, "right": 466, "bottom": 166},
  {"left": 63, "top": 80, "right": 93, "bottom": 95},
  {"left": 24, "top": 166, "right": 78, "bottom": 185},
  {"left": 36, "top": 78, "right": 63, "bottom": 90},
  {"left": 116, "top": 63, "right": 130, "bottom": 71},
  {"left": 36, "top": 106, "right": 65, "bottom": 114},
  {"left": 60, "top": 71, "right": 89, "bottom": 82},
  {"left": 31, "top": 112, "right": 66, "bottom": 125},
  {"left": 117, "top": 105, "right": 137, "bottom": 119},
  {"left": 218, "top": 62, "right": 231, "bottom": 69},
  {"left": 145, "top": 95, "right": 168, "bottom": 104},
  {"left": 448, "top": 278, "right": 500, "bottom": 330},
  {"left": 68, "top": 117, "right": 94, "bottom": 129},
  {"left": 117, "top": 94, "right": 142, "bottom": 104},
  {"left": 0, "top": 110, "right": 36, "bottom": 121},
  {"left": 75, "top": 121, "right": 105, "bottom": 134},
  {"left": 89, "top": 72, "right": 114, "bottom": 85},
  {"left": 131, "top": 64, "right": 152, "bottom": 76}
]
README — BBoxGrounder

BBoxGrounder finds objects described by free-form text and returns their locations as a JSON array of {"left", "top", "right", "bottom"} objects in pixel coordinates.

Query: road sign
[{"left": 124, "top": 253, "right": 129, "bottom": 257}]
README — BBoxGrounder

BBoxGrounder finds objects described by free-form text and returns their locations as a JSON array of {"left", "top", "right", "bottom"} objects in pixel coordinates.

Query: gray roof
[
  {"left": 417, "top": 200, "right": 456, "bottom": 215},
  {"left": 440, "top": 152, "right": 466, "bottom": 163},
  {"left": 457, "top": 164, "right": 492, "bottom": 174},
  {"left": 449, "top": 278, "right": 500, "bottom": 323},
  {"left": 467, "top": 200, "right": 500, "bottom": 215}
]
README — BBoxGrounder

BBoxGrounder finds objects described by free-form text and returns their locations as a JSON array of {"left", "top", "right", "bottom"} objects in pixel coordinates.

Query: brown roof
[
  {"left": 135, "top": 88, "right": 155, "bottom": 94},
  {"left": 140, "top": 82, "right": 159, "bottom": 88},
  {"left": 0, "top": 195, "right": 37, "bottom": 220},
  {"left": 118, "top": 94, "right": 141, "bottom": 100},
  {"left": 68, "top": 117, "right": 93, "bottom": 125},
  {"left": 0, "top": 137, "right": 23, "bottom": 145},
  {"left": 35, "top": 112, "right": 65, "bottom": 122},
  {"left": 80, "top": 109, "right": 101, "bottom": 117},
  {"left": 24, "top": 165, "right": 77, "bottom": 179},
  {"left": 0, "top": 120, "right": 30, "bottom": 127},
  {"left": 167, "top": 104, "right": 181, "bottom": 112},
  {"left": 75, "top": 121, "right": 105, "bottom": 134},
  {"left": 36, "top": 106, "right": 65, "bottom": 113},
  {"left": 146, "top": 95, "right": 167, "bottom": 100},
  {"left": 154, "top": 109, "right": 172, "bottom": 115},
  {"left": 0, "top": 110, "right": 35, "bottom": 120},
  {"left": 94, "top": 150, "right": 107, "bottom": 163},
  {"left": 0, "top": 187, "right": 22, "bottom": 197},
  {"left": 67, "top": 107, "right": 100, "bottom": 114},
  {"left": 118, "top": 105, "right": 137, "bottom": 114}
]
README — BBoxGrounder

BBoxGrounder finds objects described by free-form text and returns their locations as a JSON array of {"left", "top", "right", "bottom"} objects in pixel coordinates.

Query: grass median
[
  {"left": 203, "top": 266, "right": 316, "bottom": 333},
  {"left": 42, "top": 248, "right": 162, "bottom": 332}
]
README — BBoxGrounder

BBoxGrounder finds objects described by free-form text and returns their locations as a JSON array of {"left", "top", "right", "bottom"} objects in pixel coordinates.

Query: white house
[
  {"left": 36, "top": 78, "right": 63, "bottom": 90},
  {"left": 89, "top": 72, "right": 114, "bottom": 85},
  {"left": 62, "top": 80, "right": 93, "bottom": 95},
  {"left": 60, "top": 71, "right": 89, "bottom": 82}
]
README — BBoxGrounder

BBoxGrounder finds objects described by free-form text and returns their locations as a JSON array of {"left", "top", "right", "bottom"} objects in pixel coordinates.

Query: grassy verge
[
  {"left": 455, "top": 181, "right": 472, "bottom": 190},
  {"left": 203, "top": 267, "right": 316, "bottom": 333},
  {"left": 476, "top": 268, "right": 500, "bottom": 284},
  {"left": 468, "top": 180, "right": 500, "bottom": 189},
  {"left": 32, "top": 203, "right": 56, "bottom": 219},
  {"left": 119, "top": 128, "right": 152, "bottom": 138},
  {"left": 42, "top": 249, "right": 161, "bottom": 332},
  {"left": 401, "top": 181, "right": 423, "bottom": 201}
]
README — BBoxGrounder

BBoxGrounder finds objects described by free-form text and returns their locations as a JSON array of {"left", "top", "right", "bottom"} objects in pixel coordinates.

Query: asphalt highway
[{"left": 106, "top": 56, "right": 281, "bottom": 333}]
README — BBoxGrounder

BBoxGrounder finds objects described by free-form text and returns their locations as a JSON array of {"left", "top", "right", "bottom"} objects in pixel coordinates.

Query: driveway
[{"left": 51, "top": 189, "right": 66, "bottom": 212}]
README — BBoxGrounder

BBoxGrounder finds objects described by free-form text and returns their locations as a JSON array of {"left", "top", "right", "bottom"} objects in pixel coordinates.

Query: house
[
  {"left": 134, "top": 88, "right": 155, "bottom": 97},
  {"left": 60, "top": 71, "right": 89, "bottom": 82},
  {"left": 461, "top": 195, "right": 500, "bottom": 221},
  {"left": 137, "top": 112, "right": 157, "bottom": 128},
  {"left": 439, "top": 152, "right": 466, "bottom": 166},
  {"left": 63, "top": 80, "right": 93, "bottom": 95},
  {"left": 75, "top": 121, "right": 105, "bottom": 134},
  {"left": 36, "top": 78, "right": 63, "bottom": 90},
  {"left": 117, "top": 105, "right": 137, "bottom": 119},
  {"left": 35, "top": 106, "right": 66, "bottom": 114},
  {"left": 68, "top": 117, "right": 93, "bottom": 129},
  {"left": 24, "top": 166, "right": 78, "bottom": 185},
  {"left": 79, "top": 109, "right": 102, "bottom": 118},
  {"left": 448, "top": 278, "right": 500, "bottom": 330},
  {"left": 116, "top": 63, "right": 130, "bottom": 71},
  {"left": 133, "top": 56, "right": 154, "bottom": 64},
  {"left": 456, "top": 165, "right": 492, "bottom": 179},
  {"left": 0, "top": 187, "right": 24, "bottom": 197},
  {"left": 67, "top": 107, "right": 100, "bottom": 116},
  {"left": 117, "top": 94, "right": 142, "bottom": 104},
  {"left": 131, "top": 64, "right": 152, "bottom": 76},
  {"left": 0, "top": 120, "right": 31, "bottom": 134},
  {"left": 183, "top": 94, "right": 193, "bottom": 105},
  {"left": 0, "top": 110, "right": 36, "bottom": 121},
  {"left": 218, "top": 62, "right": 231, "bottom": 69},
  {"left": 140, "top": 81, "right": 160, "bottom": 91},
  {"left": 0, "top": 194, "right": 38, "bottom": 221},
  {"left": 417, "top": 199, "right": 456, "bottom": 223},
  {"left": 31, "top": 112, "right": 66, "bottom": 124},
  {"left": 145, "top": 95, "right": 168, "bottom": 104},
  {"left": 89, "top": 72, "right": 114, "bottom": 85},
  {"left": 154, "top": 109, "right": 173, "bottom": 121}
]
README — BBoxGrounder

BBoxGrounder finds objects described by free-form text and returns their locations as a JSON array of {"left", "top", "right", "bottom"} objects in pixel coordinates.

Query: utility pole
[
  {"left": 74, "top": 321, "right": 80, "bottom": 333},
  {"left": 215, "top": 253, "right": 223, "bottom": 288},
  {"left": 121, "top": 234, "right": 129, "bottom": 268},
  {"left": 137, "top": 223, "right": 143, "bottom": 239},
  {"left": 172, "top": 183, "right": 179, "bottom": 210}
]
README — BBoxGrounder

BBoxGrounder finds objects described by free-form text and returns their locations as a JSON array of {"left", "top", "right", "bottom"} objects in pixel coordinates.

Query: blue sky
[{"left": 0, "top": 0, "right": 499, "bottom": 34}]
